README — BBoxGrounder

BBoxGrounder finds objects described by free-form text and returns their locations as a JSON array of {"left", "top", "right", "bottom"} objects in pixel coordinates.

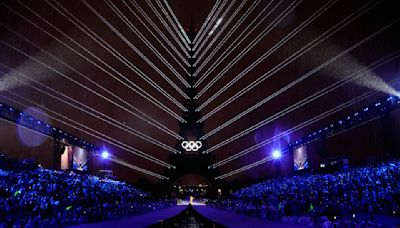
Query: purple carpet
[
  {"left": 193, "top": 206, "right": 306, "bottom": 228},
  {"left": 70, "top": 205, "right": 307, "bottom": 228},
  {"left": 69, "top": 206, "right": 186, "bottom": 228}
]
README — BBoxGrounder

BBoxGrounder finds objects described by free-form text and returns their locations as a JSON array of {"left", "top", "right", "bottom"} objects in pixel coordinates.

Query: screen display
[
  {"left": 61, "top": 146, "right": 89, "bottom": 171},
  {"left": 293, "top": 146, "right": 308, "bottom": 171},
  {"left": 72, "top": 147, "right": 89, "bottom": 171}
]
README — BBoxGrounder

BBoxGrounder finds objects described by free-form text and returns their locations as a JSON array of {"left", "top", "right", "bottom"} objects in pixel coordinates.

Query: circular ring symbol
[{"left": 181, "top": 141, "right": 202, "bottom": 151}]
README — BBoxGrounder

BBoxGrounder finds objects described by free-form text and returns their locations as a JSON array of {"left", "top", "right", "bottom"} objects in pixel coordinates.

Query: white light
[
  {"left": 101, "top": 150, "right": 109, "bottom": 159},
  {"left": 272, "top": 150, "right": 282, "bottom": 159},
  {"left": 209, "top": 18, "right": 223, "bottom": 35}
]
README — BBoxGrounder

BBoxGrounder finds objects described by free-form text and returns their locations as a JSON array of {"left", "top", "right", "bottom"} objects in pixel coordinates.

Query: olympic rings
[{"left": 181, "top": 141, "right": 202, "bottom": 152}]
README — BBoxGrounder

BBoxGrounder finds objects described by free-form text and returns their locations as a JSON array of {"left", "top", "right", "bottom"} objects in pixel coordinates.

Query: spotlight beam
[
  {"left": 192, "top": 0, "right": 221, "bottom": 45},
  {"left": 104, "top": 0, "right": 190, "bottom": 88},
  {"left": 162, "top": 0, "right": 191, "bottom": 45},
  {"left": 198, "top": 0, "right": 384, "bottom": 121},
  {"left": 152, "top": 0, "right": 191, "bottom": 50},
  {"left": 215, "top": 78, "right": 400, "bottom": 179},
  {"left": 211, "top": 85, "right": 396, "bottom": 170},
  {"left": 193, "top": 0, "right": 261, "bottom": 68},
  {"left": 48, "top": 0, "right": 188, "bottom": 111},
  {"left": 110, "top": 157, "right": 169, "bottom": 180},
  {"left": 215, "top": 156, "right": 273, "bottom": 180},
  {"left": 0, "top": 92, "right": 175, "bottom": 170},
  {"left": 200, "top": 5, "right": 394, "bottom": 142},
  {"left": 193, "top": 0, "right": 228, "bottom": 51},
  {"left": 196, "top": 0, "right": 338, "bottom": 105},
  {"left": 0, "top": 22, "right": 183, "bottom": 140},
  {"left": 118, "top": 1, "right": 190, "bottom": 75},
  {"left": 193, "top": 0, "right": 284, "bottom": 86},
  {"left": 127, "top": 0, "right": 190, "bottom": 66},
  {"left": 203, "top": 50, "right": 400, "bottom": 153},
  {"left": 155, "top": 0, "right": 190, "bottom": 46},
  {"left": 0, "top": 53, "right": 181, "bottom": 155},
  {"left": 193, "top": 0, "right": 239, "bottom": 58},
  {"left": 5, "top": 1, "right": 185, "bottom": 122},
  {"left": 145, "top": 0, "right": 191, "bottom": 56},
  {"left": 81, "top": 0, "right": 189, "bottom": 100}
]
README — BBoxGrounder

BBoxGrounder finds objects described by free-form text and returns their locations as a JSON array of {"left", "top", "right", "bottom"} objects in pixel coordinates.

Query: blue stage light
[
  {"left": 101, "top": 150, "right": 109, "bottom": 159},
  {"left": 272, "top": 150, "right": 282, "bottom": 159}
]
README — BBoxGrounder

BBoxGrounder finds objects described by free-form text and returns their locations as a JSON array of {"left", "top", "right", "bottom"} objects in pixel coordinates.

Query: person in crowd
[
  {"left": 209, "top": 160, "right": 400, "bottom": 227},
  {"left": 0, "top": 155, "right": 174, "bottom": 227}
]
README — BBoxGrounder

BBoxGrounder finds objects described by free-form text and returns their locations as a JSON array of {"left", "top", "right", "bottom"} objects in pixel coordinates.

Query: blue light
[
  {"left": 101, "top": 150, "right": 109, "bottom": 159},
  {"left": 272, "top": 150, "right": 282, "bottom": 159}
]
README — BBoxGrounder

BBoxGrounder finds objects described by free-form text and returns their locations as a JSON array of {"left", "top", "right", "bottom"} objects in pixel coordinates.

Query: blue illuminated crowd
[
  {"left": 0, "top": 155, "right": 174, "bottom": 227},
  {"left": 210, "top": 160, "right": 400, "bottom": 227}
]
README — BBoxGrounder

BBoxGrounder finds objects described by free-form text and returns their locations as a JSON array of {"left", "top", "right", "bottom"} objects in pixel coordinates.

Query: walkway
[{"left": 70, "top": 206, "right": 186, "bottom": 228}]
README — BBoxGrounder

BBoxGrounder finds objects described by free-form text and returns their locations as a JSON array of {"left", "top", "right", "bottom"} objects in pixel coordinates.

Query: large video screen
[
  {"left": 61, "top": 146, "right": 89, "bottom": 171},
  {"left": 72, "top": 147, "right": 89, "bottom": 171},
  {"left": 293, "top": 146, "right": 308, "bottom": 171}
]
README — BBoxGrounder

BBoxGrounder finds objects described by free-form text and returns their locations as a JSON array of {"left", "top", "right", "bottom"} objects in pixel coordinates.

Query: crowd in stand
[
  {"left": 0, "top": 155, "right": 174, "bottom": 227},
  {"left": 210, "top": 160, "right": 400, "bottom": 227},
  {"left": 3, "top": 151, "right": 400, "bottom": 227}
]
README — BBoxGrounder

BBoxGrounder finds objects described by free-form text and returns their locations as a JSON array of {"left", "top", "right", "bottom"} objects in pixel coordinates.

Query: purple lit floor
[
  {"left": 194, "top": 206, "right": 305, "bottom": 228},
  {"left": 71, "top": 206, "right": 305, "bottom": 227},
  {"left": 70, "top": 206, "right": 186, "bottom": 228}
]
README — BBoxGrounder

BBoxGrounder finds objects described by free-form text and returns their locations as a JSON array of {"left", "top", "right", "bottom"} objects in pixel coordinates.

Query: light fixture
[
  {"left": 101, "top": 150, "right": 109, "bottom": 159},
  {"left": 272, "top": 150, "right": 282, "bottom": 159}
]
